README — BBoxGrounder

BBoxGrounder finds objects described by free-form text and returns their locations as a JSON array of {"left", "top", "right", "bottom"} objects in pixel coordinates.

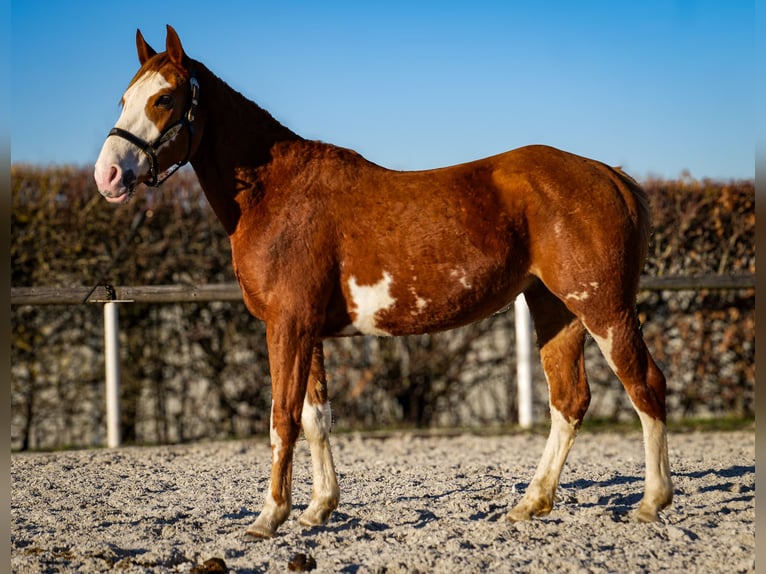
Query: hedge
[{"left": 10, "top": 165, "right": 754, "bottom": 449}]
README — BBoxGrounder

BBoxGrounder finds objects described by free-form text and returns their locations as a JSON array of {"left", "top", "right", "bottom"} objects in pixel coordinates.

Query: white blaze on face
[
  {"left": 94, "top": 71, "right": 172, "bottom": 192},
  {"left": 117, "top": 71, "right": 170, "bottom": 139},
  {"left": 347, "top": 272, "right": 396, "bottom": 336}
]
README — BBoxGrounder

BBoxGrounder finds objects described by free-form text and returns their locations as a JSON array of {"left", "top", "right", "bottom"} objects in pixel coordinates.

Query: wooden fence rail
[
  {"left": 10, "top": 274, "right": 754, "bottom": 448},
  {"left": 9, "top": 274, "right": 756, "bottom": 306}
]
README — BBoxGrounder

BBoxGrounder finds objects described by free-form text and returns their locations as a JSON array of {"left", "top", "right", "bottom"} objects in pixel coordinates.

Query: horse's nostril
[
  {"left": 107, "top": 165, "right": 121, "bottom": 186},
  {"left": 122, "top": 170, "right": 136, "bottom": 187}
]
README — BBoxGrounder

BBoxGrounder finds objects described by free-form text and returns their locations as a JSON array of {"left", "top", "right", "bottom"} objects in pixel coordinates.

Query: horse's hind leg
[
  {"left": 584, "top": 311, "right": 673, "bottom": 521},
  {"left": 508, "top": 281, "right": 590, "bottom": 521},
  {"left": 298, "top": 342, "right": 340, "bottom": 527}
]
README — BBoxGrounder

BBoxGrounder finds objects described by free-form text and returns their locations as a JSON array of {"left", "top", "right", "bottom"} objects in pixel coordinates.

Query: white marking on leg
[
  {"left": 270, "top": 400, "right": 282, "bottom": 464},
  {"left": 509, "top": 406, "right": 578, "bottom": 520},
  {"left": 301, "top": 395, "right": 331, "bottom": 441},
  {"left": 347, "top": 272, "right": 396, "bottom": 335},
  {"left": 300, "top": 394, "right": 340, "bottom": 526},
  {"left": 266, "top": 400, "right": 283, "bottom": 514},
  {"left": 589, "top": 326, "right": 619, "bottom": 374},
  {"left": 528, "top": 407, "right": 578, "bottom": 493},
  {"left": 247, "top": 400, "right": 288, "bottom": 536},
  {"left": 256, "top": 489, "right": 281, "bottom": 533},
  {"left": 301, "top": 395, "right": 336, "bottom": 493},
  {"left": 634, "top": 409, "right": 673, "bottom": 520}
]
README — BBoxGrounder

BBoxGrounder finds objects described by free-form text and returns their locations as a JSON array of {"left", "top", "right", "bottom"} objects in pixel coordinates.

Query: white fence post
[
  {"left": 514, "top": 294, "right": 533, "bottom": 428},
  {"left": 104, "top": 301, "right": 122, "bottom": 448}
]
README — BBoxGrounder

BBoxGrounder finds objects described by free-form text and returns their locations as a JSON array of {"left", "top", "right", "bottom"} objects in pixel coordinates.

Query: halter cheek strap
[{"left": 108, "top": 72, "right": 200, "bottom": 188}]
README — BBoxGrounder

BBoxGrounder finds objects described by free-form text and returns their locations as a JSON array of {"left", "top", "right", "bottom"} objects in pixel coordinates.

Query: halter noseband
[{"left": 108, "top": 72, "right": 200, "bottom": 188}]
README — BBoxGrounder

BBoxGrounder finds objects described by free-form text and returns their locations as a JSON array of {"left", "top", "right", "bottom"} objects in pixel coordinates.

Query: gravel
[{"left": 11, "top": 428, "right": 754, "bottom": 573}]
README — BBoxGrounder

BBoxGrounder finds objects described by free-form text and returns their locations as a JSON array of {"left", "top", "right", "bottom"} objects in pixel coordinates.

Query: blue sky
[{"left": 11, "top": 1, "right": 754, "bottom": 181}]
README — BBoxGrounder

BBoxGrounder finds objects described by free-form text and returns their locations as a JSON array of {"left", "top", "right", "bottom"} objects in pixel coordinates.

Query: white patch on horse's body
[
  {"left": 410, "top": 287, "right": 428, "bottom": 314},
  {"left": 347, "top": 272, "right": 396, "bottom": 335},
  {"left": 565, "top": 282, "right": 601, "bottom": 302},
  {"left": 450, "top": 268, "right": 472, "bottom": 289},
  {"left": 566, "top": 290, "right": 590, "bottom": 302}
]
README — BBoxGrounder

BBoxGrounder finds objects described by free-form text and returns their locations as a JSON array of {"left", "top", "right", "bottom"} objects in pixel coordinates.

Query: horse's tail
[{"left": 610, "top": 166, "right": 652, "bottom": 272}]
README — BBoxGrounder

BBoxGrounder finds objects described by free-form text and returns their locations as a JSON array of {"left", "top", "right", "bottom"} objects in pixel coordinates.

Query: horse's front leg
[
  {"left": 246, "top": 321, "right": 314, "bottom": 538},
  {"left": 298, "top": 342, "right": 340, "bottom": 527}
]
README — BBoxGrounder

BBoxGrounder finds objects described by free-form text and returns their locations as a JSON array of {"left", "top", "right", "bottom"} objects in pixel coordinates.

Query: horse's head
[{"left": 94, "top": 25, "right": 201, "bottom": 203}]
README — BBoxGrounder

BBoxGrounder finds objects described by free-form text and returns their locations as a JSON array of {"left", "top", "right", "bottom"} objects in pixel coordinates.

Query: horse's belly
[{"left": 332, "top": 265, "right": 529, "bottom": 337}]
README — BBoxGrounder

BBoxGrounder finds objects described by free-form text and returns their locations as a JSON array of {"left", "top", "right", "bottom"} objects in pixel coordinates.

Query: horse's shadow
[
  {"left": 282, "top": 463, "right": 756, "bottom": 540},
  {"left": 676, "top": 464, "right": 754, "bottom": 492},
  {"left": 349, "top": 463, "right": 751, "bottom": 529},
  {"left": 556, "top": 463, "right": 755, "bottom": 519},
  {"left": 299, "top": 511, "right": 391, "bottom": 535}
]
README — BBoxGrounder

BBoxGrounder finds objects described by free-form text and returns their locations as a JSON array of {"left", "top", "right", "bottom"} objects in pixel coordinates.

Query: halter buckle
[{"left": 188, "top": 76, "right": 200, "bottom": 123}]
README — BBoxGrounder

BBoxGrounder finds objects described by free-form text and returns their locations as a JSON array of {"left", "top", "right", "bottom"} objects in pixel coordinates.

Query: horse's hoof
[
  {"left": 506, "top": 507, "right": 532, "bottom": 522},
  {"left": 632, "top": 505, "right": 660, "bottom": 523},
  {"left": 507, "top": 497, "right": 552, "bottom": 522},
  {"left": 632, "top": 492, "right": 672, "bottom": 523},
  {"left": 298, "top": 506, "right": 334, "bottom": 528},
  {"left": 245, "top": 522, "right": 276, "bottom": 538}
]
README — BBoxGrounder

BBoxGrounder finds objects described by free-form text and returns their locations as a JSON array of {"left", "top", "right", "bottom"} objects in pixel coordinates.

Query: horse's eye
[{"left": 155, "top": 94, "right": 174, "bottom": 109}]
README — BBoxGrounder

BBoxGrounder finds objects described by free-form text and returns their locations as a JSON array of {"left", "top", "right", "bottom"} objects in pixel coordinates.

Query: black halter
[{"left": 108, "top": 72, "right": 200, "bottom": 188}]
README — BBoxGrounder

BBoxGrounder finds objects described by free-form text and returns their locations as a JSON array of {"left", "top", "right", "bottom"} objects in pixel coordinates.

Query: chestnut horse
[{"left": 94, "top": 25, "right": 672, "bottom": 537}]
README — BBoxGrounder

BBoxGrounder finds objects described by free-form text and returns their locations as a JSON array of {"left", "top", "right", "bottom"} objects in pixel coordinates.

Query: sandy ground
[{"left": 11, "top": 428, "right": 754, "bottom": 573}]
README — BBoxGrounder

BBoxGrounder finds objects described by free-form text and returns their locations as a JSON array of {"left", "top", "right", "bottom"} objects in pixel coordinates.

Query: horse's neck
[{"left": 190, "top": 63, "right": 301, "bottom": 234}]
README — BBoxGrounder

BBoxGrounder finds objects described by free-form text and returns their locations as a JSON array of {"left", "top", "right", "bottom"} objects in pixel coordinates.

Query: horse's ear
[
  {"left": 165, "top": 24, "right": 186, "bottom": 67},
  {"left": 136, "top": 29, "right": 156, "bottom": 65}
]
